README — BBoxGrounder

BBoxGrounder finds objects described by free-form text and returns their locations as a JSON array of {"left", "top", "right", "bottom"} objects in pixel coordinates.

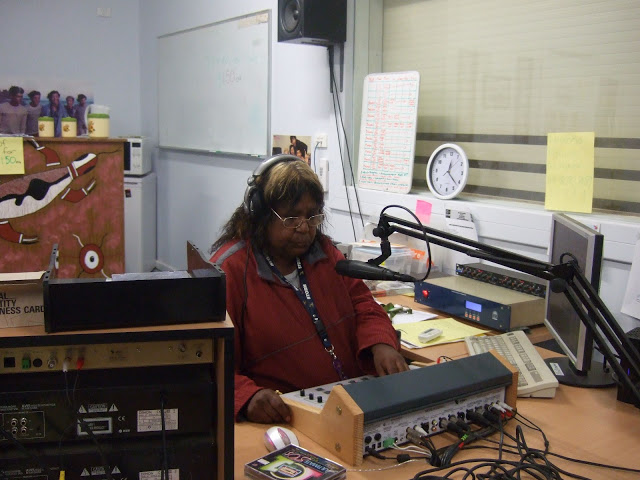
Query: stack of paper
[{"left": 396, "top": 318, "right": 488, "bottom": 349}]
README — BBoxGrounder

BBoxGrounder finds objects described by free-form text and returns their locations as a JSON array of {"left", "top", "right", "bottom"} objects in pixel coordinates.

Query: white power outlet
[
  {"left": 316, "top": 134, "right": 328, "bottom": 148},
  {"left": 317, "top": 158, "right": 329, "bottom": 192}
]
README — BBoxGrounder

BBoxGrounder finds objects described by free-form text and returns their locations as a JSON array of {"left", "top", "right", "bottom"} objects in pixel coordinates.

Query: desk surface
[
  {"left": 235, "top": 386, "right": 640, "bottom": 479},
  {"left": 234, "top": 296, "right": 640, "bottom": 479},
  {"left": 384, "top": 295, "right": 553, "bottom": 363}
]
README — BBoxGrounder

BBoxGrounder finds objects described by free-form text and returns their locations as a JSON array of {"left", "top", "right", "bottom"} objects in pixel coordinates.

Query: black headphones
[{"left": 243, "top": 154, "right": 300, "bottom": 216}]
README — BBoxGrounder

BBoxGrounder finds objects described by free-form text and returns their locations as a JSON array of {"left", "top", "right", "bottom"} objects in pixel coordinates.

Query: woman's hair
[{"left": 210, "top": 159, "right": 326, "bottom": 254}]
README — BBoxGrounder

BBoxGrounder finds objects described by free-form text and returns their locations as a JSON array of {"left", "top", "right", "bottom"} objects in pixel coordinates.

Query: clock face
[{"left": 426, "top": 144, "right": 469, "bottom": 199}]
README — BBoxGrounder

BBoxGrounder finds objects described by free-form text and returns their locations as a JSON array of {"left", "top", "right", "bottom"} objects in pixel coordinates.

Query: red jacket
[{"left": 210, "top": 236, "right": 400, "bottom": 420}]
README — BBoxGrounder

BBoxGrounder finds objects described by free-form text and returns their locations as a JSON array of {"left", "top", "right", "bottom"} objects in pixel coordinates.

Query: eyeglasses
[{"left": 271, "top": 208, "right": 325, "bottom": 229}]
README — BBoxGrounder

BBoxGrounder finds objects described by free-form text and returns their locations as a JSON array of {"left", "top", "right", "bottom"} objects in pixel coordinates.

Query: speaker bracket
[{"left": 328, "top": 44, "right": 344, "bottom": 93}]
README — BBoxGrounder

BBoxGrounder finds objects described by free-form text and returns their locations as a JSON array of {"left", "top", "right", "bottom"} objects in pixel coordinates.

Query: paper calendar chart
[{"left": 357, "top": 71, "right": 420, "bottom": 194}]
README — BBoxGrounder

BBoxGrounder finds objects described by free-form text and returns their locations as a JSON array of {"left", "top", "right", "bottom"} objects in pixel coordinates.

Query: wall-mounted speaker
[{"left": 278, "top": 0, "right": 347, "bottom": 46}]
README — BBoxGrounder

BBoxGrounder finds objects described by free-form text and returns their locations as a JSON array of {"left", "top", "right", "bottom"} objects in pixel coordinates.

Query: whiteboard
[
  {"left": 158, "top": 11, "right": 270, "bottom": 155},
  {"left": 357, "top": 71, "right": 420, "bottom": 193}
]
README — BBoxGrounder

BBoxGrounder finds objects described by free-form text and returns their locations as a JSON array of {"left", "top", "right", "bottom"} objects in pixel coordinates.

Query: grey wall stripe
[
  {"left": 415, "top": 158, "right": 640, "bottom": 180},
  {"left": 464, "top": 185, "right": 544, "bottom": 202},
  {"left": 463, "top": 185, "right": 639, "bottom": 213},
  {"left": 417, "top": 133, "right": 640, "bottom": 149}
]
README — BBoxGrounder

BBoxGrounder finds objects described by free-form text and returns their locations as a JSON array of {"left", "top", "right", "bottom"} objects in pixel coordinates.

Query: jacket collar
[{"left": 253, "top": 238, "right": 327, "bottom": 283}]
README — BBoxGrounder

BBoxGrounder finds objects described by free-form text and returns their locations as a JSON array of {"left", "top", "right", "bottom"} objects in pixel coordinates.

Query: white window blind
[{"left": 378, "top": 0, "right": 640, "bottom": 213}]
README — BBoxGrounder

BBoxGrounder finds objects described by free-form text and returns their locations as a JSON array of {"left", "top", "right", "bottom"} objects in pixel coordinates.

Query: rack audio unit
[
  {"left": 414, "top": 273, "right": 546, "bottom": 331},
  {"left": 456, "top": 262, "right": 547, "bottom": 298},
  {"left": 0, "top": 322, "right": 234, "bottom": 480}
]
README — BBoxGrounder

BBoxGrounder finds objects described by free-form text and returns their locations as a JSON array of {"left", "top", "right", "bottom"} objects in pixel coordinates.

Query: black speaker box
[
  {"left": 617, "top": 327, "right": 640, "bottom": 406},
  {"left": 278, "top": 0, "right": 347, "bottom": 46}
]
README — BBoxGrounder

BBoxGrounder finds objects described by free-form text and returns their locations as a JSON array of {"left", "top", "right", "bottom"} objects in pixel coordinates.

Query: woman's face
[{"left": 266, "top": 192, "right": 320, "bottom": 263}]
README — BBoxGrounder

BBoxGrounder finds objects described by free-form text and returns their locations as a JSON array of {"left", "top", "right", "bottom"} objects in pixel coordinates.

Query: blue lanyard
[{"left": 265, "top": 255, "right": 347, "bottom": 380}]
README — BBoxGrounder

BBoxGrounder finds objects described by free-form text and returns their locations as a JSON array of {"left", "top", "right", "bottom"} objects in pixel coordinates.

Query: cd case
[{"left": 245, "top": 444, "right": 346, "bottom": 480}]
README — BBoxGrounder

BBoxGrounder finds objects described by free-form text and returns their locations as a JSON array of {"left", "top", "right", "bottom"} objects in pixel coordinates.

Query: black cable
[
  {"left": 76, "top": 417, "right": 114, "bottom": 480},
  {"left": 378, "top": 405, "right": 640, "bottom": 479},
  {"left": 512, "top": 410, "right": 549, "bottom": 452},
  {"left": 160, "top": 394, "right": 170, "bottom": 480},
  {"left": 327, "top": 46, "right": 362, "bottom": 241},
  {"left": 329, "top": 71, "right": 357, "bottom": 240},
  {"left": 59, "top": 367, "right": 82, "bottom": 473},
  {"left": 61, "top": 367, "right": 113, "bottom": 480},
  {"left": 364, "top": 446, "right": 426, "bottom": 463},
  {"left": 472, "top": 438, "right": 640, "bottom": 479},
  {"left": 379, "top": 204, "right": 432, "bottom": 282},
  {"left": 329, "top": 54, "right": 364, "bottom": 229},
  {"left": 0, "top": 424, "right": 49, "bottom": 473}
]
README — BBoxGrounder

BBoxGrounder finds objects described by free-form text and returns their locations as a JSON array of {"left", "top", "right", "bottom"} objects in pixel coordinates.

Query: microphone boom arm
[{"left": 374, "top": 212, "right": 640, "bottom": 406}]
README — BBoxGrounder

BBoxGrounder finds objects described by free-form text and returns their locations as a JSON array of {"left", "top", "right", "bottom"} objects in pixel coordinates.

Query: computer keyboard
[{"left": 464, "top": 330, "right": 559, "bottom": 398}]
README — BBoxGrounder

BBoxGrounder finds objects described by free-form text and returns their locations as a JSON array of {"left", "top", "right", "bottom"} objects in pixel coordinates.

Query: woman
[{"left": 210, "top": 156, "right": 407, "bottom": 423}]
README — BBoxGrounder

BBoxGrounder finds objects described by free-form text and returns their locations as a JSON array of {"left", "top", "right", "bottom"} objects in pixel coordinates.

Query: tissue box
[{"left": 0, "top": 271, "right": 45, "bottom": 328}]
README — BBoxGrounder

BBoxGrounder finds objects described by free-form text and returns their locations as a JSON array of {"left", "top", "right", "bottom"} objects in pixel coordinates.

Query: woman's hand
[
  {"left": 371, "top": 343, "right": 410, "bottom": 376},
  {"left": 246, "top": 389, "right": 292, "bottom": 424}
]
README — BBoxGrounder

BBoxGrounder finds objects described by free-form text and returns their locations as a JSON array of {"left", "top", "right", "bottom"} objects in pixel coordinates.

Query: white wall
[
  {"left": 1, "top": 0, "right": 142, "bottom": 137},
  {"left": 4, "top": 0, "right": 638, "bottom": 334},
  {"left": 138, "top": 0, "right": 336, "bottom": 269}
]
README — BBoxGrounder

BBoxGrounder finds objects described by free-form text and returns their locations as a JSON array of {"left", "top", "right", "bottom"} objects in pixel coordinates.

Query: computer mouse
[{"left": 264, "top": 426, "right": 299, "bottom": 452}]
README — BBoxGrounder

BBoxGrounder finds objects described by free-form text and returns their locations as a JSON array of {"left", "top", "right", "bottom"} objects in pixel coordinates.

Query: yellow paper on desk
[{"left": 396, "top": 318, "right": 488, "bottom": 348}]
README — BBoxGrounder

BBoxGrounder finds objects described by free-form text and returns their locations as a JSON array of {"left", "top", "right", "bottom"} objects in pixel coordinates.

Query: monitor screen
[{"left": 544, "top": 213, "right": 603, "bottom": 375}]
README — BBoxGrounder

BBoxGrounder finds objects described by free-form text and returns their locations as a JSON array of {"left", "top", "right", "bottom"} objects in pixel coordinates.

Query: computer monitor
[{"left": 543, "top": 213, "right": 613, "bottom": 387}]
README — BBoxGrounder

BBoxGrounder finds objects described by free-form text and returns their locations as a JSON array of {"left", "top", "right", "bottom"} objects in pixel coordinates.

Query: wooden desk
[
  {"left": 234, "top": 296, "right": 640, "bottom": 479},
  {"left": 235, "top": 385, "right": 640, "bottom": 479}
]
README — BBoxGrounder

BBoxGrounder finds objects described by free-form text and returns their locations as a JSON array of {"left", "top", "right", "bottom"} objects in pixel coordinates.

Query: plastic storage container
[{"left": 350, "top": 243, "right": 413, "bottom": 275}]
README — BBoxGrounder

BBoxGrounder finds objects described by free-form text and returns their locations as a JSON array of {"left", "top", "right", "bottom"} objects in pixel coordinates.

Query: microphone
[{"left": 335, "top": 260, "right": 417, "bottom": 283}]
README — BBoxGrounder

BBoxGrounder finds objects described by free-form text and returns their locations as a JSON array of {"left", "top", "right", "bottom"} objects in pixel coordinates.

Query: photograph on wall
[
  {"left": 272, "top": 134, "right": 312, "bottom": 166},
  {"left": 0, "top": 76, "right": 95, "bottom": 137}
]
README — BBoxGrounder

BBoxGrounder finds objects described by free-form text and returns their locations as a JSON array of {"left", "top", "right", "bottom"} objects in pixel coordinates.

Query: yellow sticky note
[
  {"left": 545, "top": 132, "right": 594, "bottom": 213},
  {"left": 0, "top": 137, "right": 25, "bottom": 175}
]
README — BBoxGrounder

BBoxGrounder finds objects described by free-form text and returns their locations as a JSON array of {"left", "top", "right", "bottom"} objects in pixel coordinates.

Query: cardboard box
[{"left": 0, "top": 271, "right": 45, "bottom": 328}]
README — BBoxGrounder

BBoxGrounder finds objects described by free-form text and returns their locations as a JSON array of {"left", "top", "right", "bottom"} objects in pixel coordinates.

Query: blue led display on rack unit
[{"left": 466, "top": 300, "right": 482, "bottom": 312}]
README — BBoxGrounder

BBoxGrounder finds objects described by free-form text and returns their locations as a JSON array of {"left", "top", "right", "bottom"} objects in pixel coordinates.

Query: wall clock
[{"left": 426, "top": 143, "right": 469, "bottom": 200}]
